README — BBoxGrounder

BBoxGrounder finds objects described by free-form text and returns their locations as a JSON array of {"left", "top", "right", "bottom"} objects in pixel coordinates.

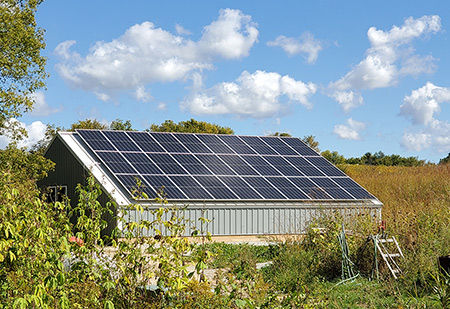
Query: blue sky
[{"left": 3, "top": 1, "right": 450, "bottom": 163}]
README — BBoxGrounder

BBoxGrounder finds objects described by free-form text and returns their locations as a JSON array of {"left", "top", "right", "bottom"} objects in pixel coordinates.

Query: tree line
[{"left": 273, "top": 132, "right": 428, "bottom": 167}]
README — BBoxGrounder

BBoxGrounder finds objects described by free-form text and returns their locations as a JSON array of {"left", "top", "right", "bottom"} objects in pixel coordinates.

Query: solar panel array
[{"left": 76, "top": 129, "right": 376, "bottom": 201}]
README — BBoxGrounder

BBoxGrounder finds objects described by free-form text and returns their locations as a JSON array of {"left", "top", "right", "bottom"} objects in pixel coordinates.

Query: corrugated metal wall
[{"left": 121, "top": 202, "right": 381, "bottom": 237}]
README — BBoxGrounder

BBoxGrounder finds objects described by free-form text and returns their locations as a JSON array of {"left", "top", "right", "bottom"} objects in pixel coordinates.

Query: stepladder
[{"left": 375, "top": 236, "right": 405, "bottom": 279}]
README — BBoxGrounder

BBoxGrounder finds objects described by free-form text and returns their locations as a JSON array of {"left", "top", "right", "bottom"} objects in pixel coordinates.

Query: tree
[
  {"left": 0, "top": 0, "right": 48, "bottom": 133},
  {"left": 149, "top": 118, "right": 234, "bottom": 134},
  {"left": 69, "top": 119, "right": 109, "bottom": 131},
  {"left": 301, "top": 135, "right": 320, "bottom": 152},
  {"left": 321, "top": 150, "right": 345, "bottom": 165},
  {"left": 110, "top": 118, "right": 134, "bottom": 131},
  {"left": 271, "top": 132, "right": 292, "bottom": 137},
  {"left": 439, "top": 153, "right": 450, "bottom": 165}
]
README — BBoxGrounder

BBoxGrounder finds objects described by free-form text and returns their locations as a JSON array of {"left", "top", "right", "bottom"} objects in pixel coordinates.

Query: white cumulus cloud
[
  {"left": 402, "top": 119, "right": 450, "bottom": 153},
  {"left": 401, "top": 131, "right": 432, "bottom": 152},
  {"left": 267, "top": 31, "right": 323, "bottom": 64},
  {"left": 29, "top": 92, "right": 63, "bottom": 117},
  {"left": 0, "top": 119, "right": 47, "bottom": 149},
  {"left": 181, "top": 70, "right": 317, "bottom": 119},
  {"left": 400, "top": 83, "right": 450, "bottom": 153},
  {"left": 55, "top": 9, "right": 258, "bottom": 102},
  {"left": 333, "top": 118, "right": 366, "bottom": 140},
  {"left": 328, "top": 15, "right": 441, "bottom": 111},
  {"left": 400, "top": 82, "right": 450, "bottom": 125},
  {"left": 175, "top": 24, "right": 192, "bottom": 35},
  {"left": 133, "top": 86, "right": 153, "bottom": 102},
  {"left": 329, "top": 90, "right": 364, "bottom": 113}
]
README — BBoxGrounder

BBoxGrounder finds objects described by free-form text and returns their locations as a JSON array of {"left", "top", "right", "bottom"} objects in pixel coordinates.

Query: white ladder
[{"left": 375, "top": 236, "right": 404, "bottom": 279}]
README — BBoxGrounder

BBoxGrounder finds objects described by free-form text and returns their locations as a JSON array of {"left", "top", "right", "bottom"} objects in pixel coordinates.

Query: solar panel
[
  {"left": 265, "top": 177, "right": 309, "bottom": 199},
  {"left": 280, "top": 137, "right": 320, "bottom": 156},
  {"left": 76, "top": 129, "right": 376, "bottom": 202},
  {"left": 217, "top": 135, "right": 256, "bottom": 154},
  {"left": 143, "top": 175, "right": 187, "bottom": 199},
  {"left": 196, "top": 134, "right": 234, "bottom": 154},
  {"left": 261, "top": 137, "right": 299, "bottom": 155},
  {"left": 102, "top": 131, "right": 141, "bottom": 152},
  {"left": 218, "top": 155, "right": 259, "bottom": 175},
  {"left": 218, "top": 176, "right": 262, "bottom": 199},
  {"left": 174, "top": 134, "right": 212, "bottom": 153},
  {"left": 194, "top": 176, "right": 238, "bottom": 199},
  {"left": 240, "top": 155, "right": 281, "bottom": 176},
  {"left": 127, "top": 131, "right": 165, "bottom": 153},
  {"left": 151, "top": 133, "right": 189, "bottom": 153},
  {"left": 96, "top": 151, "right": 137, "bottom": 174},
  {"left": 243, "top": 176, "right": 286, "bottom": 199}
]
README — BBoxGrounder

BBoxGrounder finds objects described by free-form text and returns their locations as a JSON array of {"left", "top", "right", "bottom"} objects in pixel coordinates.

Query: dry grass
[{"left": 344, "top": 164, "right": 450, "bottom": 280}]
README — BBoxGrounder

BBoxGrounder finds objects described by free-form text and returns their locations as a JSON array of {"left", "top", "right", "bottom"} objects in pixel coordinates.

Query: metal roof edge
[
  {"left": 119, "top": 199, "right": 382, "bottom": 209},
  {"left": 57, "top": 131, "right": 131, "bottom": 207}
]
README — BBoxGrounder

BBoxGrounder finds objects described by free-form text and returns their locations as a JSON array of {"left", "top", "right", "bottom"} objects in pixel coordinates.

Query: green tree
[
  {"left": 301, "top": 135, "right": 320, "bottom": 152},
  {"left": 345, "top": 156, "right": 361, "bottom": 165},
  {"left": 439, "top": 153, "right": 450, "bottom": 165},
  {"left": 271, "top": 132, "right": 292, "bottom": 137},
  {"left": 149, "top": 118, "right": 234, "bottom": 134},
  {"left": 69, "top": 119, "right": 108, "bottom": 131},
  {"left": 110, "top": 118, "right": 134, "bottom": 131},
  {"left": 0, "top": 0, "right": 48, "bottom": 133},
  {"left": 321, "top": 150, "right": 345, "bottom": 165}
]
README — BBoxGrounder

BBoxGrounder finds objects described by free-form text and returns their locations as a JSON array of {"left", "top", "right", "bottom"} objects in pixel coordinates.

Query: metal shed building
[{"left": 39, "top": 130, "right": 382, "bottom": 238}]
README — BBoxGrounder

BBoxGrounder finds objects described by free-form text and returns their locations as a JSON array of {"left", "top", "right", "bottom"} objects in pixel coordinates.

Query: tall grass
[{"left": 345, "top": 164, "right": 450, "bottom": 286}]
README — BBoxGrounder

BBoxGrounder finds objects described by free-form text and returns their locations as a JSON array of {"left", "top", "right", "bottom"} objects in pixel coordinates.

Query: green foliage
[
  {"left": 69, "top": 119, "right": 109, "bottom": 131},
  {"left": 0, "top": 144, "right": 55, "bottom": 180},
  {"left": 346, "top": 151, "right": 425, "bottom": 167},
  {"left": 149, "top": 118, "right": 234, "bottom": 134},
  {"left": 430, "top": 270, "right": 450, "bottom": 308},
  {"left": 109, "top": 119, "right": 134, "bottom": 131},
  {"left": 321, "top": 150, "right": 346, "bottom": 165},
  {"left": 71, "top": 176, "right": 111, "bottom": 247},
  {"left": 271, "top": 132, "right": 292, "bottom": 137},
  {"left": 198, "top": 242, "right": 278, "bottom": 269},
  {"left": 0, "top": 0, "right": 48, "bottom": 133},
  {"left": 0, "top": 149, "right": 71, "bottom": 307},
  {"left": 321, "top": 150, "right": 426, "bottom": 167},
  {"left": 439, "top": 153, "right": 450, "bottom": 165},
  {"left": 301, "top": 135, "right": 320, "bottom": 152}
]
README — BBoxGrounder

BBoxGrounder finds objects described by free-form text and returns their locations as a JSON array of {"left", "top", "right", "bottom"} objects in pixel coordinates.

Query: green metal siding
[{"left": 38, "top": 136, "right": 117, "bottom": 236}]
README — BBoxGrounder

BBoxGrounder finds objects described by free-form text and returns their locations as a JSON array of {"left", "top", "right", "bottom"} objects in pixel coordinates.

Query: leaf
[
  {"left": 234, "top": 299, "right": 247, "bottom": 308},
  {"left": 104, "top": 300, "right": 115, "bottom": 309},
  {"left": 59, "top": 296, "right": 70, "bottom": 309},
  {"left": 13, "top": 298, "right": 28, "bottom": 309}
]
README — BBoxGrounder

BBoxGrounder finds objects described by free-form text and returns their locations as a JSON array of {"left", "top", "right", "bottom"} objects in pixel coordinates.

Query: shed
[{"left": 39, "top": 130, "right": 382, "bottom": 240}]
